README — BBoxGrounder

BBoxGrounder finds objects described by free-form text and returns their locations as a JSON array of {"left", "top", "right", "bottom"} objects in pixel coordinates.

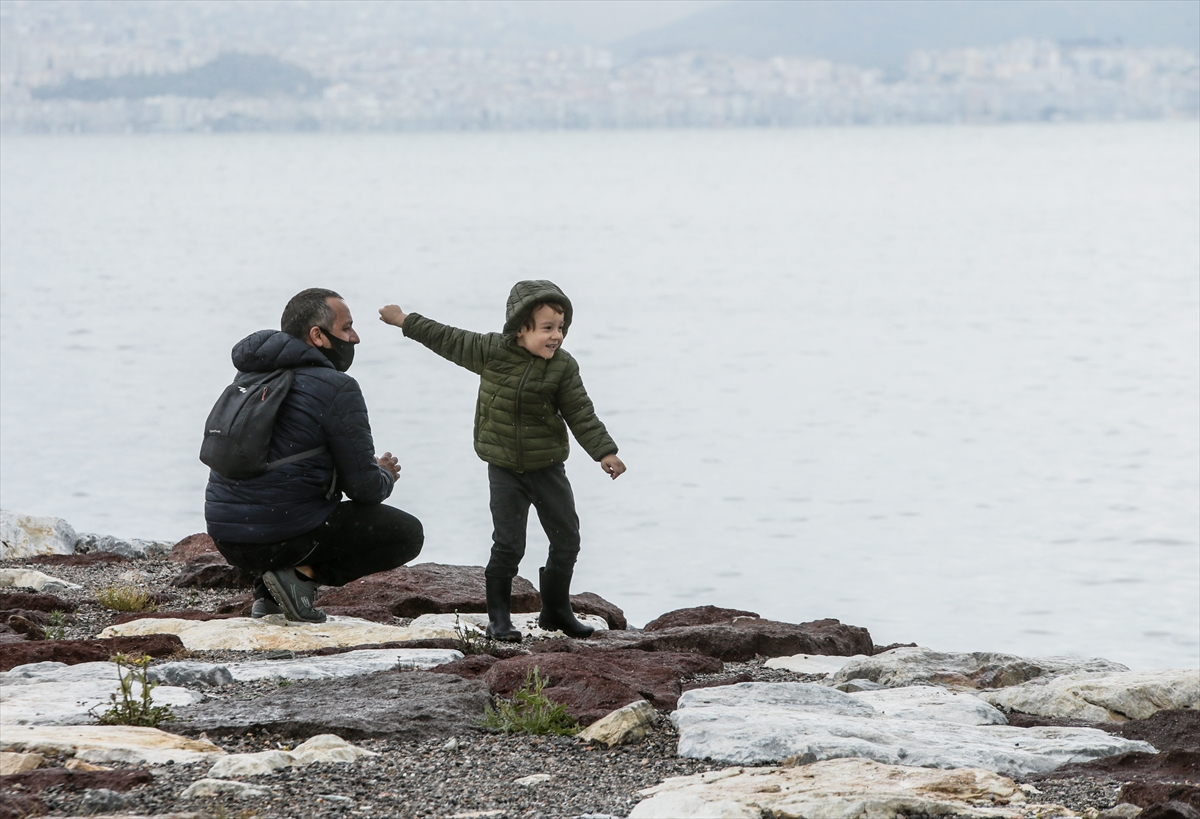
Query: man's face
[
  {"left": 315, "top": 298, "right": 360, "bottom": 347},
  {"left": 515, "top": 304, "right": 565, "bottom": 360}
]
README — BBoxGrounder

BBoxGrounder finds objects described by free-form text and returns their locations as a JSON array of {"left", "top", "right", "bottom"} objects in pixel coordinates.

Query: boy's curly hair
[{"left": 521, "top": 301, "right": 565, "bottom": 332}]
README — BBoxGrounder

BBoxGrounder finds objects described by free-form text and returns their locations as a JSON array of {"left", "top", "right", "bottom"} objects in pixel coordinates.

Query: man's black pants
[
  {"left": 486, "top": 462, "right": 580, "bottom": 580},
  {"left": 215, "top": 502, "right": 424, "bottom": 596}
]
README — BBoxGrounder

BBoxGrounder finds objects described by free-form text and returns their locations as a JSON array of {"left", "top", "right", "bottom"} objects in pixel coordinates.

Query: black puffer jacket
[{"left": 204, "top": 330, "right": 394, "bottom": 543}]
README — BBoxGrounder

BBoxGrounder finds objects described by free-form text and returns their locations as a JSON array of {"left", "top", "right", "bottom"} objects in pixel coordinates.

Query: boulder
[
  {"left": 0, "top": 569, "right": 82, "bottom": 594},
  {"left": 628, "top": 758, "right": 1073, "bottom": 819},
  {"left": 578, "top": 700, "right": 658, "bottom": 747},
  {"left": 670, "top": 682, "right": 1155, "bottom": 778},
  {"left": 0, "top": 511, "right": 78, "bottom": 559},
  {"left": 169, "top": 553, "right": 256, "bottom": 589},
  {"left": 449, "top": 649, "right": 721, "bottom": 725},
  {"left": 0, "top": 592, "right": 76, "bottom": 613},
  {"left": 0, "top": 725, "right": 226, "bottom": 766},
  {"left": 764, "top": 653, "right": 871, "bottom": 676},
  {"left": 0, "top": 751, "right": 44, "bottom": 774},
  {"left": 850, "top": 685, "right": 1008, "bottom": 725},
  {"left": 75, "top": 532, "right": 173, "bottom": 559},
  {"left": 315, "top": 562, "right": 540, "bottom": 617},
  {"left": 0, "top": 767, "right": 154, "bottom": 793},
  {"left": 154, "top": 648, "right": 462, "bottom": 685},
  {"left": 28, "top": 552, "right": 130, "bottom": 568},
  {"left": 112, "top": 610, "right": 241, "bottom": 625},
  {"left": 99, "top": 615, "right": 458, "bottom": 651},
  {"left": 1104, "top": 709, "right": 1200, "bottom": 752},
  {"left": 409, "top": 611, "right": 608, "bottom": 639},
  {"left": 1120, "top": 781, "right": 1200, "bottom": 816},
  {"left": 207, "top": 734, "right": 377, "bottom": 778},
  {"left": 320, "top": 605, "right": 396, "bottom": 623},
  {"left": 0, "top": 660, "right": 204, "bottom": 726},
  {"left": 594, "top": 617, "right": 873, "bottom": 662},
  {"left": 829, "top": 647, "right": 1129, "bottom": 690},
  {"left": 174, "top": 670, "right": 491, "bottom": 741},
  {"left": 181, "top": 778, "right": 272, "bottom": 799},
  {"left": 980, "top": 669, "right": 1200, "bottom": 722},
  {"left": 0, "top": 634, "right": 183, "bottom": 672},
  {"left": 570, "top": 592, "right": 626, "bottom": 630},
  {"left": 147, "top": 662, "right": 235, "bottom": 688},
  {"left": 4, "top": 613, "right": 45, "bottom": 639},
  {"left": 643, "top": 605, "right": 760, "bottom": 631},
  {"left": 169, "top": 533, "right": 218, "bottom": 562}
]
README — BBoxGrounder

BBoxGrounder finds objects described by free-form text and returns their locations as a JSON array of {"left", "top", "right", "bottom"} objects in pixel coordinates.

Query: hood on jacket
[
  {"left": 502, "top": 280, "right": 573, "bottom": 339},
  {"left": 231, "top": 329, "right": 334, "bottom": 373}
]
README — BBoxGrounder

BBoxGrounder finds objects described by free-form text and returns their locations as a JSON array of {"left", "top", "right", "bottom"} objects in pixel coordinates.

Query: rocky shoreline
[{"left": 2, "top": 511, "right": 1198, "bottom": 819}]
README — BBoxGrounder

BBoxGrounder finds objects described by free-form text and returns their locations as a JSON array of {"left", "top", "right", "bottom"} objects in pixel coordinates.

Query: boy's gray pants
[{"left": 485, "top": 462, "right": 580, "bottom": 579}]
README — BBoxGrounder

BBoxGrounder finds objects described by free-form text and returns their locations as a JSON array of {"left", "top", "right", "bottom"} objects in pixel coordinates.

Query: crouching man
[{"left": 204, "top": 287, "right": 423, "bottom": 622}]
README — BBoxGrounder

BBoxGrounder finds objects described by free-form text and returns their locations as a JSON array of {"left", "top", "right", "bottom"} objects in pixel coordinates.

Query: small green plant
[
  {"left": 453, "top": 611, "right": 495, "bottom": 656},
  {"left": 481, "top": 666, "right": 578, "bottom": 736},
  {"left": 96, "top": 584, "right": 158, "bottom": 613},
  {"left": 92, "top": 653, "right": 174, "bottom": 727},
  {"left": 277, "top": 678, "right": 293, "bottom": 688},
  {"left": 44, "top": 610, "right": 69, "bottom": 640}
]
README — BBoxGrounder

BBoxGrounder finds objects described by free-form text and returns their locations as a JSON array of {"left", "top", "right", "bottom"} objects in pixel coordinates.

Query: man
[{"left": 205, "top": 288, "right": 422, "bottom": 622}]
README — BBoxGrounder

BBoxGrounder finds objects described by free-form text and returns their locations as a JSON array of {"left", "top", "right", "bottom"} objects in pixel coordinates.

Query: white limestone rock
[
  {"left": 224, "top": 648, "right": 463, "bottom": 682},
  {"left": 182, "top": 778, "right": 272, "bottom": 799},
  {"left": 0, "top": 725, "right": 226, "bottom": 766},
  {"left": 0, "top": 660, "right": 204, "bottom": 726},
  {"left": 829, "top": 647, "right": 1129, "bottom": 690},
  {"left": 980, "top": 669, "right": 1200, "bottom": 722},
  {"left": 629, "top": 758, "right": 1074, "bottom": 819},
  {"left": 670, "top": 682, "right": 1155, "bottom": 778},
  {"left": 0, "top": 510, "right": 78, "bottom": 559},
  {"left": 0, "top": 568, "right": 83, "bottom": 593},
  {"left": 99, "top": 615, "right": 456, "bottom": 650},
  {"left": 764, "top": 654, "right": 870, "bottom": 676},
  {"left": 849, "top": 686, "right": 1008, "bottom": 725},
  {"left": 578, "top": 700, "right": 658, "bottom": 748},
  {"left": 409, "top": 611, "right": 609, "bottom": 638},
  {"left": 0, "top": 751, "right": 45, "bottom": 774},
  {"left": 207, "top": 734, "right": 377, "bottom": 778},
  {"left": 515, "top": 773, "right": 553, "bottom": 786},
  {"left": 146, "top": 662, "right": 235, "bottom": 688}
]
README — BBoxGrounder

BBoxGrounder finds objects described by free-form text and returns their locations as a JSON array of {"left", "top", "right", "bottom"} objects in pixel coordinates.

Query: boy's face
[{"left": 516, "top": 304, "right": 565, "bottom": 359}]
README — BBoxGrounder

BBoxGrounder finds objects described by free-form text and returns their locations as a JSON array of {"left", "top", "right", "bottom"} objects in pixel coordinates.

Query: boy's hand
[
  {"left": 600, "top": 454, "right": 626, "bottom": 480},
  {"left": 379, "top": 305, "right": 407, "bottom": 328}
]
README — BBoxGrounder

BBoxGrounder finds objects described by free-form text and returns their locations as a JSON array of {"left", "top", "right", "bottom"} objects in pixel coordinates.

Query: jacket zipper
[{"left": 514, "top": 358, "right": 535, "bottom": 472}]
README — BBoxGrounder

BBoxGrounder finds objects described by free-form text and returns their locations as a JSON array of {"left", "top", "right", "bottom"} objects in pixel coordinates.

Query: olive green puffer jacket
[{"left": 402, "top": 281, "right": 618, "bottom": 473}]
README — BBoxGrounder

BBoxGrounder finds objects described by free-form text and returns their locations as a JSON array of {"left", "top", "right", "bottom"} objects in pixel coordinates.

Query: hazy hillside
[{"left": 616, "top": 0, "right": 1200, "bottom": 69}]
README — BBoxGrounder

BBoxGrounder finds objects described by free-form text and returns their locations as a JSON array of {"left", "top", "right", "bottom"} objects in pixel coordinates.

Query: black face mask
[{"left": 317, "top": 328, "right": 356, "bottom": 372}]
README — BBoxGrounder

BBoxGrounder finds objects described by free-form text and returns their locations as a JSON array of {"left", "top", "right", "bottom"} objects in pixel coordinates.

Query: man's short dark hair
[{"left": 282, "top": 288, "right": 342, "bottom": 338}]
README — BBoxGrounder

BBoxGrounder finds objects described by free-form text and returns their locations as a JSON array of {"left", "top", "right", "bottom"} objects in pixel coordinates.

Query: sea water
[{"left": 1, "top": 123, "right": 1197, "bottom": 670}]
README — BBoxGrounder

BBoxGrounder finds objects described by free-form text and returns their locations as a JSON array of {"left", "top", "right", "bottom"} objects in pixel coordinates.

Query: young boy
[{"left": 379, "top": 280, "right": 625, "bottom": 641}]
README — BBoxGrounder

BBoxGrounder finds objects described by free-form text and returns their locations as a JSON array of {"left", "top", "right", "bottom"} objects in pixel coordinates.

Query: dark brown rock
[
  {"left": 169, "top": 532, "right": 218, "bottom": 562},
  {"left": 217, "top": 592, "right": 253, "bottom": 615},
  {"left": 169, "top": 552, "right": 256, "bottom": 589},
  {"left": 174, "top": 670, "right": 491, "bottom": 741},
  {"left": 644, "top": 605, "right": 760, "bottom": 631},
  {"left": 591, "top": 617, "right": 873, "bottom": 662},
  {"left": 4, "top": 615, "right": 44, "bottom": 640},
  {"left": 0, "top": 634, "right": 183, "bottom": 671},
  {"left": 0, "top": 609, "right": 53, "bottom": 626},
  {"left": 0, "top": 790, "right": 45, "bottom": 819},
  {"left": 317, "top": 563, "right": 540, "bottom": 617},
  {"left": 454, "top": 648, "right": 722, "bottom": 725},
  {"left": 1121, "top": 782, "right": 1200, "bottom": 812},
  {"left": 321, "top": 605, "right": 396, "bottom": 623},
  {"left": 1103, "top": 710, "right": 1200, "bottom": 753},
  {"left": 872, "top": 642, "right": 919, "bottom": 655},
  {"left": 0, "top": 592, "right": 76, "bottom": 613},
  {"left": 570, "top": 591, "right": 626, "bottom": 630},
  {"left": 27, "top": 552, "right": 129, "bottom": 567},
  {"left": 1140, "top": 802, "right": 1200, "bottom": 819},
  {"left": 0, "top": 768, "right": 153, "bottom": 793},
  {"left": 110, "top": 610, "right": 241, "bottom": 625},
  {"left": 1037, "top": 750, "right": 1200, "bottom": 785},
  {"left": 431, "top": 654, "right": 502, "bottom": 678}
]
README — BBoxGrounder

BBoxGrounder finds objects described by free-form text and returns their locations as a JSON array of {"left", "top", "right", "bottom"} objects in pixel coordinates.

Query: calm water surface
[{"left": 2, "top": 124, "right": 1197, "bottom": 670}]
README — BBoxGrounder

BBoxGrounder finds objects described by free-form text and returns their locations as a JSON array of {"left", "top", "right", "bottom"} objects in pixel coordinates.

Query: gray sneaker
[
  {"left": 251, "top": 596, "right": 283, "bottom": 618},
  {"left": 262, "top": 568, "right": 326, "bottom": 623}
]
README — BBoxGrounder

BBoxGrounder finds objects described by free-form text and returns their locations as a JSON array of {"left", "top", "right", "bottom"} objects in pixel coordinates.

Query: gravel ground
[{"left": 2, "top": 554, "right": 1133, "bottom": 818}]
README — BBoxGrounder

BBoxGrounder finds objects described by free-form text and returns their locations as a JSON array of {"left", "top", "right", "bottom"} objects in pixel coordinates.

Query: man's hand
[
  {"left": 600, "top": 454, "right": 626, "bottom": 480},
  {"left": 379, "top": 305, "right": 407, "bottom": 328},
  {"left": 378, "top": 452, "right": 401, "bottom": 480}
]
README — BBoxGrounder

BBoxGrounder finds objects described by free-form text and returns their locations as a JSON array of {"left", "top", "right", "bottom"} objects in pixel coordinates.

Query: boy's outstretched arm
[{"left": 378, "top": 303, "right": 493, "bottom": 375}]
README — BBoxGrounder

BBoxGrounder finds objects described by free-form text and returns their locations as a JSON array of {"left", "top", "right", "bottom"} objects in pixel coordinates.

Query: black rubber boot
[
  {"left": 485, "top": 576, "right": 522, "bottom": 643},
  {"left": 537, "top": 566, "right": 594, "bottom": 639}
]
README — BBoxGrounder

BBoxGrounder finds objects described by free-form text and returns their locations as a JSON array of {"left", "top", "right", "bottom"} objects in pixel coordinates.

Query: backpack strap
[{"left": 265, "top": 445, "right": 327, "bottom": 471}]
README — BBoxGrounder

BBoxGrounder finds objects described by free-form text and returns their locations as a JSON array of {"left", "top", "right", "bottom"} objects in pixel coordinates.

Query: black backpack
[{"left": 200, "top": 369, "right": 326, "bottom": 479}]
